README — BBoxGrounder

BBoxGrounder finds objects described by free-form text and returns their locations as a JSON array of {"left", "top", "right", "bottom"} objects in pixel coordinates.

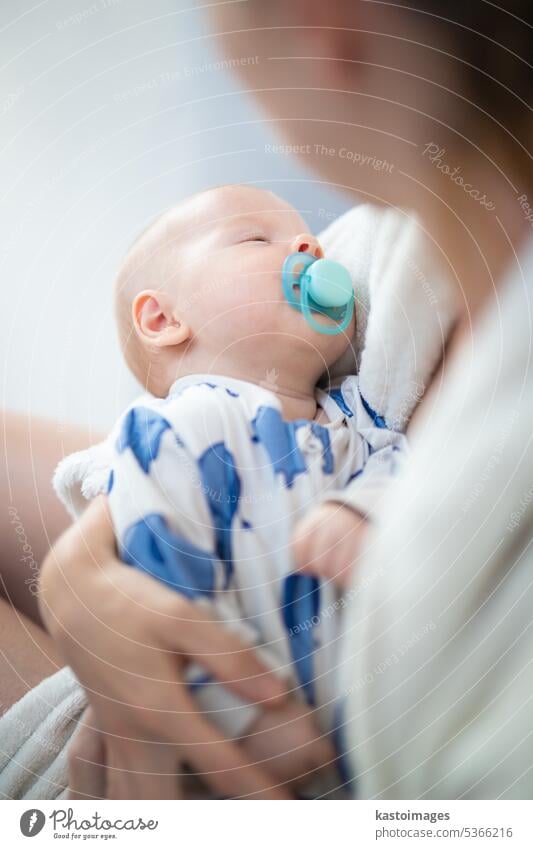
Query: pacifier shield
[{"left": 281, "top": 252, "right": 354, "bottom": 335}]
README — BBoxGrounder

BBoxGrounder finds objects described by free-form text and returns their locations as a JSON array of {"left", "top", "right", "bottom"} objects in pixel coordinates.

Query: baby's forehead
[{"left": 174, "top": 185, "right": 302, "bottom": 232}]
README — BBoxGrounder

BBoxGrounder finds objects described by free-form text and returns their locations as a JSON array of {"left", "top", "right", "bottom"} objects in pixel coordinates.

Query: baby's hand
[
  {"left": 292, "top": 502, "right": 369, "bottom": 589},
  {"left": 242, "top": 701, "right": 335, "bottom": 789}
]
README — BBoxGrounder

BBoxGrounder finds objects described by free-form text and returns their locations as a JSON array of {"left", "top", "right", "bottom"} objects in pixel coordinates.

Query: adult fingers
[
  {"left": 179, "top": 708, "right": 293, "bottom": 799},
  {"left": 143, "top": 682, "right": 292, "bottom": 799},
  {"left": 102, "top": 711, "right": 291, "bottom": 799},
  {"left": 155, "top": 599, "right": 287, "bottom": 708}
]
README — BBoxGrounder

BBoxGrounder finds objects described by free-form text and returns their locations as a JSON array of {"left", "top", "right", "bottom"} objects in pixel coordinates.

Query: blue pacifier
[{"left": 281, "top": 252, "right": 354, "bottom": 335}]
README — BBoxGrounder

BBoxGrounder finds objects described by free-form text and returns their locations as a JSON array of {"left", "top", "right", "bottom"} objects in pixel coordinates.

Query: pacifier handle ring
[{"left": 281, "top": 252, "right": 317, "bottom": 309}]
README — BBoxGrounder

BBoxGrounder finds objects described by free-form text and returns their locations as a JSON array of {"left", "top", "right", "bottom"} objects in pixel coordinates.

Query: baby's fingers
[
  {"left": 292, "top": 504, "right": 367, "bottom": 588},
  {"left": 292, "top": 513, "right": 333, "bottom": 577}
]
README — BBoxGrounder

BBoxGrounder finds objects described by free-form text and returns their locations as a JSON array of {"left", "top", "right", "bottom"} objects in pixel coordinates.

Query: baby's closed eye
[{"left": 239, "top": 232, "right": 270, "bottom": 243}]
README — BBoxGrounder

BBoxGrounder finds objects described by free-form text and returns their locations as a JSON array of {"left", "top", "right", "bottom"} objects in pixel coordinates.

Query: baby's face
[{"left": 167, "top": 185, "right": 354, "bottom": 371}]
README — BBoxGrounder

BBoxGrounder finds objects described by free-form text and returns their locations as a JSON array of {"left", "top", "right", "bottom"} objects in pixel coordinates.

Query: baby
[{"left": 57, "top": 185, "right": 407, "bottom": 792}]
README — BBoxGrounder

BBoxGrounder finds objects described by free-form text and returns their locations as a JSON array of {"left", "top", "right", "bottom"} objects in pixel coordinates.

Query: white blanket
[
  {"left": 0, "top": 667, "right": 85, "bottom": 800},
  {"left": 320, "top": 204, "right": 456, "bottom": 431}
]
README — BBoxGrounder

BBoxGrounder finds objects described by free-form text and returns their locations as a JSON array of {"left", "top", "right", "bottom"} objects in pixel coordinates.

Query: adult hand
[
  {"left": 39, "top": 497, "right": 292, "bottom": 799},
  {"left": 292, "top": 502, "right": 370, "bottom": 589}
]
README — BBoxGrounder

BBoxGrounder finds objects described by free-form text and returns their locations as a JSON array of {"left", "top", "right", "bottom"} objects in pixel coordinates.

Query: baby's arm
[{"left": 293, "top": 385, "right": 409, "bottom": 588}]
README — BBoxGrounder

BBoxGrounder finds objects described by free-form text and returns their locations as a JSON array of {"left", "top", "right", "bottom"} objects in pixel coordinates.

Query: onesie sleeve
[
  {"left": 107, "top": 396, "right": 223, "bottom": 591},
  {"left": 321, "top": 379, "right": 410, "bottom": 521},
  {"left": 329, "top": 434, "right": 408, "bottom": 520}
]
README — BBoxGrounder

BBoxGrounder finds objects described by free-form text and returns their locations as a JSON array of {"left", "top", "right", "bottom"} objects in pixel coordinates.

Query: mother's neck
[{"left": 427, "top": 155, "right": 532, "bottom": 325}]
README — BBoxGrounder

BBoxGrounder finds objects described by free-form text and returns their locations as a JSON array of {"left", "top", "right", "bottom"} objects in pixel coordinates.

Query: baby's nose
[{"left": 290, "top": 233, "right": 324, "bottom": 259}]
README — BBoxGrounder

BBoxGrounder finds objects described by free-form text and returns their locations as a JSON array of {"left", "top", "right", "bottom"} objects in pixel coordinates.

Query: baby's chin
[
  {"left": 292, "top": 313, "right": 355, "bottom": 361},
  {"left": 208, "top": 302, "right": 354, "bottom": 365}
]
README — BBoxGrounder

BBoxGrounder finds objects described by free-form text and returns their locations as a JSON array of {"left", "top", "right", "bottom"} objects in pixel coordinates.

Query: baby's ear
[{"left": 132, "top": 290, "right": 191, "bottom": 348}]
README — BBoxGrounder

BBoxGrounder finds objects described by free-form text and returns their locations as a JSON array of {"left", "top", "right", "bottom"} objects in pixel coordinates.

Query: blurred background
[{"left": 0, "top": 0, "right": 350, "bottom": 433}]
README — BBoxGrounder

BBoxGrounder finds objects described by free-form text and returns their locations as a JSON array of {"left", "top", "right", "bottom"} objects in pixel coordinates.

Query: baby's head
[{"left": 115, "top": 185, "right": 354, "bottom": 397}]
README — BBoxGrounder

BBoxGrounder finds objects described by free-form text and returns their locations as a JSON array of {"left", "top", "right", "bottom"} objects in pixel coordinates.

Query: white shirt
[{"left": 340, "top": 236, "right": 533, "bottom": 799}]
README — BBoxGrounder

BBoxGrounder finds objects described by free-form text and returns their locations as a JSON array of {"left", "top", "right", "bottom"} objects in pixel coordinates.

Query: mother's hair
[{"left": 408, "top": 2, "right": 533, "bottom": 136}]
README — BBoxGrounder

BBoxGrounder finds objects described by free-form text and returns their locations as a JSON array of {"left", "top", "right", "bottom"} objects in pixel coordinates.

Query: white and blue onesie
[{"left": 94, "top": 372, "right": 408, "bottom": 741}]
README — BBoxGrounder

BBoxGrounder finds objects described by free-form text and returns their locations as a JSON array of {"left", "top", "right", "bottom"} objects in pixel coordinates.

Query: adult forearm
[
  {"left": 0, "top": 411, "right": 100, "bottom": 624},
  {"left": 0, "top": 594, "right": 62, "bottom": 716}
]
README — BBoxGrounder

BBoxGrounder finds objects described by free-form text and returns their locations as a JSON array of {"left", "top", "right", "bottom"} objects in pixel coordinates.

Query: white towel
[{"left": 0, "top": 667, "right": 86, "bottom": 799}]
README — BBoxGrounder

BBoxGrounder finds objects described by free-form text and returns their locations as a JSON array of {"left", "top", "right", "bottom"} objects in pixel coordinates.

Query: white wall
[{"left": 0, "top": 0, "right": 350, "bottom": 432}]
